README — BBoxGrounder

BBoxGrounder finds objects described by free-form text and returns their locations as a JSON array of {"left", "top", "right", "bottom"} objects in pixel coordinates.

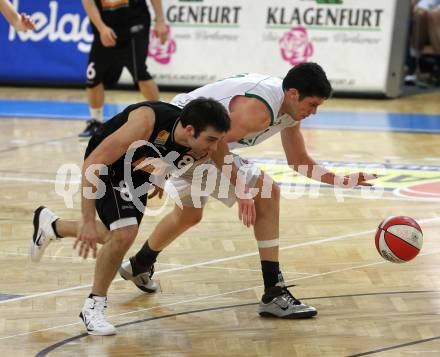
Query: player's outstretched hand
[
  {"left": 343, "top": 172, "right": 378, "bottom": 187},
  {"left": 74, "top": 221, "right": 98, "bottom": 259},
  {"left": 238, "top": 197, "right": 256, "bottom": 228}
]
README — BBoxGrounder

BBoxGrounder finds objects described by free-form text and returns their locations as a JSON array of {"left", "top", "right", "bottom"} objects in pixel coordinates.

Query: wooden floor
[{"left": 0, "top": 87, "right": 440, "bottom": 356}]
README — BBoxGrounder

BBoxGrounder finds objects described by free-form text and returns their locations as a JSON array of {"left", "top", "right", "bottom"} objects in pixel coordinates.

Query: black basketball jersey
[
  {"left": 91, "top": 0, "right": 150, "bottom": 41},
  {"left": 85, "top": 101, "right": 194, "bottom": 182}
]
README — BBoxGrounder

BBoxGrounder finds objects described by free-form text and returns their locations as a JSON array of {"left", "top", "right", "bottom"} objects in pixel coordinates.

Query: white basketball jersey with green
[{"left": 170, "top": 73, "right": 298, "bottom": 150}]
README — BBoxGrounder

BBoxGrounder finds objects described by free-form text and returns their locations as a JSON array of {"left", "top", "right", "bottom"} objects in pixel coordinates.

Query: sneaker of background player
[
  {"left": 258, "top": 284, "right": 317, "bottom": 319},
  {"left": 30, "top": 206, "right": 59, "bottom": 262},
  {"left": 79, "top": 296, "right": 116, "bottom": 336},
  {"left": 404, "top": 73, "right": 417, "bottom": 85},
  {"left": 119, "top": 258, "right": 158, "bottom": 293},
  {"left": 78, "top": 119, "right": 103, "bottom": 138}
]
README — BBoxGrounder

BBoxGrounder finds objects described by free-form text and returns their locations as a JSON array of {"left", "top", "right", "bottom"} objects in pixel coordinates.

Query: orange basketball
[{"left": 375, "top": 216, "right": 423, "bottom": 263}]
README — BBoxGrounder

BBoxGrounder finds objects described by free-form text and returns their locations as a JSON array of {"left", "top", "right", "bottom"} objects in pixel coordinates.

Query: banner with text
[
  {"left": 0, "top": 0, "right": 402, "bottom": 94},
  {"left": 145, "top": 0, "right": 398, "bottom": 93},
  {"left": 0, "top": 0, "right": 90, "bottom": 83}
]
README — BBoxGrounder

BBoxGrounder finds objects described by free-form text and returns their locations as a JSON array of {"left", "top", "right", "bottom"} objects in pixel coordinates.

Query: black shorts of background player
[{"left": 80, "top": 0, "right": 169, "bottom": 138}]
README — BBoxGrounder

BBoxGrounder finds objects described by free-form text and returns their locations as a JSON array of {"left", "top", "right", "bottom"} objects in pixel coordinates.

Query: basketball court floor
[{"left": 0, "top": 87, "right": 439, "bottom": 356}]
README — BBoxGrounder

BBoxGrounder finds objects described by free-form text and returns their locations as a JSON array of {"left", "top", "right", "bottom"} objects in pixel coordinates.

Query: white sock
[{"left": 90, "top": 107, "right": 103, "bottom": 122}]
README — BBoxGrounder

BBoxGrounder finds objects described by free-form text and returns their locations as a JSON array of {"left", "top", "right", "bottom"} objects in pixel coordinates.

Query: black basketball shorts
[
  {"left": 86, "top": 27, "right": 152, "bottom": 88},
  {"left": 95, "top": 172, "right": 148, "bottom": 231}
]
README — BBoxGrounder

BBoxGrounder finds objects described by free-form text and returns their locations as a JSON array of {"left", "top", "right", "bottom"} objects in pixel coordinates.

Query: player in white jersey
[
  {"left": 164, "top": 73, "right": 299, "bottom": 209},
  {"left": 119, "top": 63, "right": 377, "bottom": 319},
  {"left": 173, "top": 73, "right": 296, "bottom": 149}
]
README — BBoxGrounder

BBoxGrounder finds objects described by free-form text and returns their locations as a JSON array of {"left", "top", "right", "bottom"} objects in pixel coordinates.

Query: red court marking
[{"left": 394, "top": 181, "right": 440, "bottom": 199}]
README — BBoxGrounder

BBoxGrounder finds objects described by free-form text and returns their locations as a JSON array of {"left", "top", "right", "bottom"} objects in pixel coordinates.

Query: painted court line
[
  {"left": 1, "top": 248, "right": 439, "bottom": 342},
  {"left": 1, "top": 215, "right": 438, "bottom": 305},
  {"left": 0, "top": 176, "right": 71, "bottom": 184},
  {"left": 194, "top": 265, "right": 314, "bottom": 275},
  {"left": 0, "top": 250, "right": 312, "bottom": 276},
  {"left": 318, "top": 191, "right": 440, "bottom": 202},
  {"left": 0, "top": 228, "right": 378, "bottom": 305},
  {"left": 0, "top": 174, "right": 437, "bottom": 202},
  {"left": 2, "top": 100, "right": 440, "bottom": 133}
]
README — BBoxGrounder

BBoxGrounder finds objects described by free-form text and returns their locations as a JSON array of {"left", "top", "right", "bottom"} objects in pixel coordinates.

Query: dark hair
[
  {"left": 179, "top": 97, "right": 230, "bottom": 137},
  {"left": 282, "top": 62, "right": 332, "bottom": 100}
]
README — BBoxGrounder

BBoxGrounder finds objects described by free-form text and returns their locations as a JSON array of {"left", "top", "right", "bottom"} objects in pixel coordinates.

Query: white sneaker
[
  {"left": 30, "top": 206, "right": 59, "bottom": 262},
  {"left": 79, "top": 296, "right": 116, "bottom": 336}
]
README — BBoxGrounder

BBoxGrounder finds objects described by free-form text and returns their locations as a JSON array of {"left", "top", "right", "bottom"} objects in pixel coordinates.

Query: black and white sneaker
[
  {"left": 119, "top": 258, "right": 158, "bottom": 293},
  {"left": 258, "top": 284, "right": 317, "bottom": 319},
  {"left": 78, "top": 119, "right": 103, "bottom": 139},
  {"left": 79, "top": 296, "right": 116, "bottom": 336},
  {"left": 30, "top": 206, "right": 59, "bottom": 262}
]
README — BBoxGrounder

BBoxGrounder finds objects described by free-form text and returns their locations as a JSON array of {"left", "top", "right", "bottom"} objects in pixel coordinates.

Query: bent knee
[
  {"left": 112, "top": 226, "right": 138, "bottom": 251},
  {"left": 173, "top": 205, "right": 203, "bottom": 227}
]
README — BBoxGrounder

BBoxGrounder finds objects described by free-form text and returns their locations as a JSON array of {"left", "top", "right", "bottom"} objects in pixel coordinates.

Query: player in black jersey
[
  {"left": 30, "top": 98, "right": 255, "bottom": 336},
  {"left": 80, "top": 0, "right": 168, "bottom": 138}
]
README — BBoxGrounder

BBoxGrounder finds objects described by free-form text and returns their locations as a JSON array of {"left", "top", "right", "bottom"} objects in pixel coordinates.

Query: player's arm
[
  {"left": 210, "top": 139, "right": 256, "bottom": 227},
  {"left": 0, "top": 0, "right": 35, "bottom": 31},
  {"left": 150, "top": 0, "right": 168, "bottom": 44},
  {"left": 82, "top": 0, "right": 117, "bottom": 47},
  {"left": 224, "top": 97, "right": 271, "bottom": 143},
  {"left": 281, "top": 125, "right": 377, "bottom": 187},
  {"left": 76, "top": 107, "right": 155, "bottom": 259}
]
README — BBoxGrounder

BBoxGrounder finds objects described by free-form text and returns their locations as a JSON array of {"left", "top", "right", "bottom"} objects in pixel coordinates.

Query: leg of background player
[
  {"left": 80, "top": 83, "right": 105, "bottom": 138},
  {"left": 138, "top": 79, "right": 160, "bottom": 101}
]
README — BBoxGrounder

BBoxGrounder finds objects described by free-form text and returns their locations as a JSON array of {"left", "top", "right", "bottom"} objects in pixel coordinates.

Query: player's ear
[
  {"left": 285, "top": 88, "right": 299, "bottom": 102},
  {"left": 184, "top": 124, "right": 195, "bottom": 137},
  {"left": 289, "top": 88, "right": 300, "bottom": 100}
]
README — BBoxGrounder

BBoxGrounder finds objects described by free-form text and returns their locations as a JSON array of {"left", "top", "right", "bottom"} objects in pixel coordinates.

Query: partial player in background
[
  {"left": 0, "top": 0, "right": 35, "bottom": 31},
  {"left": 80, "top": 0, "right": 168, "bottom": 138},
  {"left": 119, "top": 63, "right": 377, "bottom": 320},
  {"left": 405, "top": 0, "right": 440, "bottom": 84}
]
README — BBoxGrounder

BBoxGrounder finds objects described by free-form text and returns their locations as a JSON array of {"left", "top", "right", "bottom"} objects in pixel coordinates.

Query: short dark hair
[
  {"left": 180, "top": 97, "right": 230, "bottom": 137},
  {"left": 282, "top": 62, "right": 332, "bottom": 100}
]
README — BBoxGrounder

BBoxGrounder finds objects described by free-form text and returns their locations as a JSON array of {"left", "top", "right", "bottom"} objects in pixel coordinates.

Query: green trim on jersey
[
  {"left": 244, "top": 93, "right": 275, "bottom": 125},
  {"left": 237, "top": 128, "right": 271, "bottom": 147}
]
